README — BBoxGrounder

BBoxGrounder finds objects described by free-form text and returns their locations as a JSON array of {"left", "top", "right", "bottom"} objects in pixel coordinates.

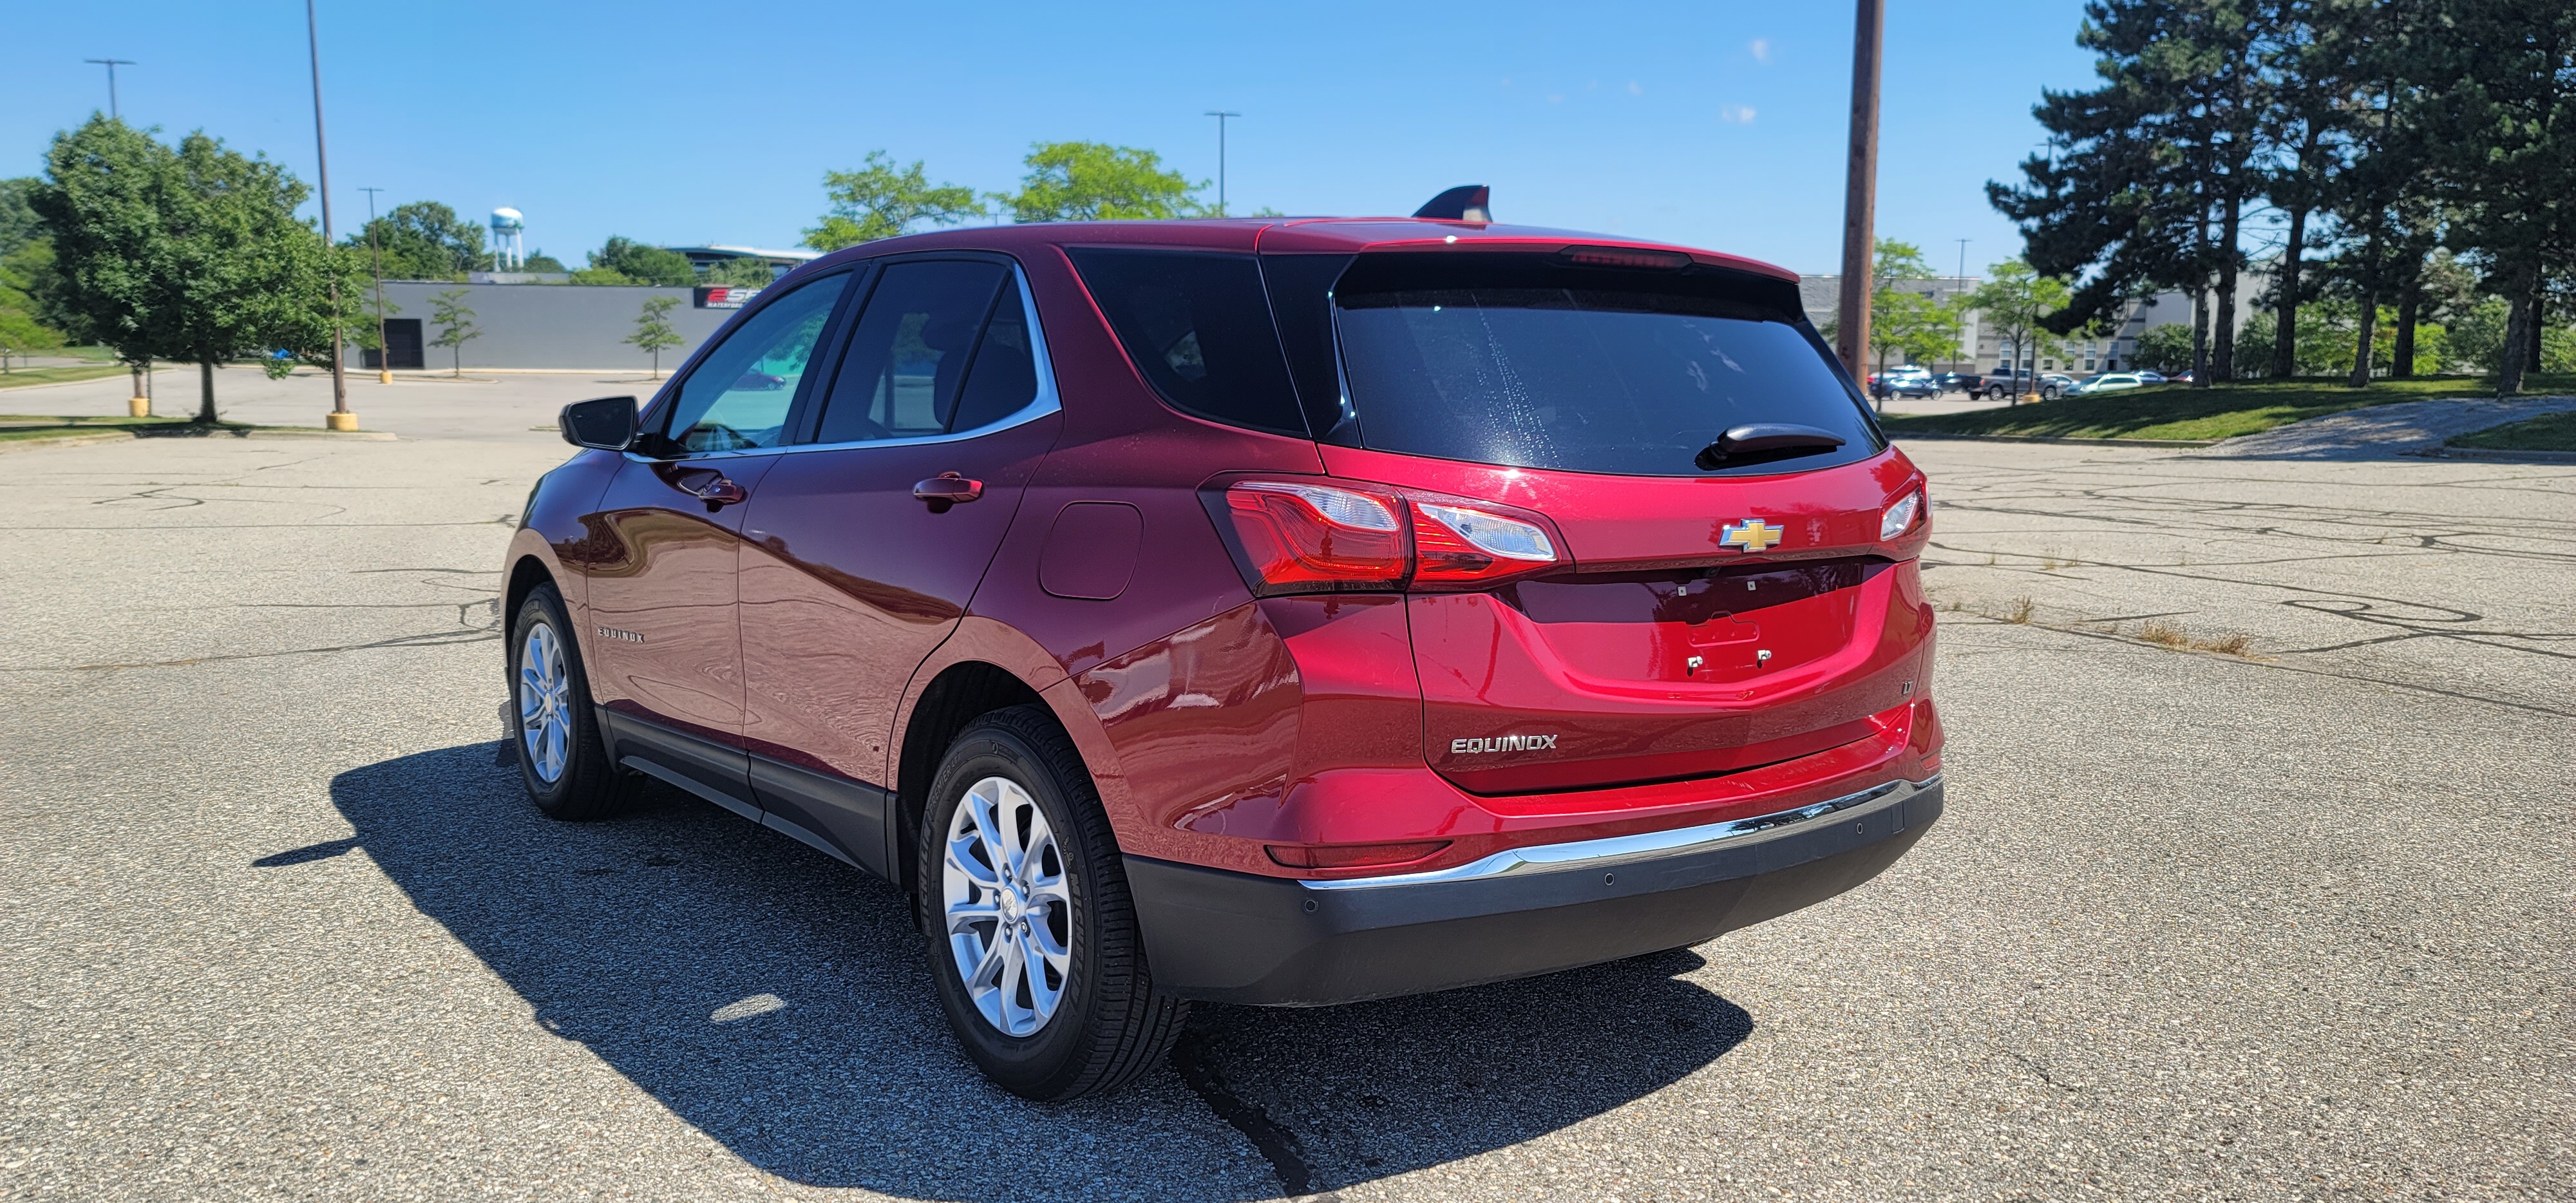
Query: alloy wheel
[
  {"left": 941, "top": 775, "right": 1072, "bottom": 1036},
  {"left": 517, "top": 623, "right": 572, "bottom": 784}
]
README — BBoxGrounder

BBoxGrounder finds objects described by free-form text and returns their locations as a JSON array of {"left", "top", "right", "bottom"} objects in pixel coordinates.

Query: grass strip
[
  {"left": 1880, "top": 374, "right": 2576, "bottom": 442},
  {"left": 2446, "top": 409, "right": 2576, "bottom": 452},
  {"left": 0, "top": 365, "right": 134, "bottom": 389}
]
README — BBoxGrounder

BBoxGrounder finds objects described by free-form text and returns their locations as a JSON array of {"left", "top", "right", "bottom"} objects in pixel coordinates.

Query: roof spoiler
[{"left": 1413, "top": 185, "right": 1492, "bottom": 223}]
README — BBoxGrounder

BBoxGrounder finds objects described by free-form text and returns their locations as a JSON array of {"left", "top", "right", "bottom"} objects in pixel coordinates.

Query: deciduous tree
[
  {"left": 1965, "top": 260, "right": 2075, "bottom": 403},
  {"left": 804, "top": 152, "right": 983, "bottom": 250},
  {"left": 585, "top": 236, "right": 696, "bottom": 287},
  {"left": 32, "top": 117, "right": 359, "bottom": 422},
  {"left": 628, "top": 295, "right": 683, "bottom": 377},
  {"left": 991, "top": 143, "right": 1205, "bottom": 223},
  {"left": 428, "top": 288, "right": 478, "bottom": 377}
]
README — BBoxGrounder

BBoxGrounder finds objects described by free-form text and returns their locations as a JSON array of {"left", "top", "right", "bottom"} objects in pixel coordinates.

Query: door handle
[
  {"left": 688, "top": 476, "right": 748, "bottom": 512},
  {"left": 912, "top": 472, "right": 983, "bottom": 513}
]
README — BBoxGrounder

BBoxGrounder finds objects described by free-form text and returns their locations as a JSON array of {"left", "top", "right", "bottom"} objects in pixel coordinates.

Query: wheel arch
[
  {"left": 504, "top": 553, "right": 557, "bottom": 627},
  {"left": 893, "top": 660, "right": 1056, "bottom": 902}
]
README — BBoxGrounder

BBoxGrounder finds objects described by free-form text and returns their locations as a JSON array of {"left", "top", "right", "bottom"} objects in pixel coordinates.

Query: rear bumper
[{"left": 1128, "top": 775, "right": 1943, "bottom": 1006}]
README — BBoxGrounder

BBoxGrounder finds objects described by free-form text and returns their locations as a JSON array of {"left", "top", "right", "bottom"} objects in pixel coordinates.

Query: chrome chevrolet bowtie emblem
[{"left": 1719, "top": 518, "right": 1783, "bottom": 553}]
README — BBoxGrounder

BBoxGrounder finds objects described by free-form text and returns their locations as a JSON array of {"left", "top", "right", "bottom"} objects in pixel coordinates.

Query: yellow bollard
[
  {"left": 325, "top": 412, "right": 360, "bottom": 431},
  {"left": 129, "top": 397, "right": 151, "bottom": 419}
]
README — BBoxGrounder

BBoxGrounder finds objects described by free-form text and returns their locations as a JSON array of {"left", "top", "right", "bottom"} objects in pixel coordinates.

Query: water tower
[{"left": 489, "top": 207, "right": 526, "bottom": 270}]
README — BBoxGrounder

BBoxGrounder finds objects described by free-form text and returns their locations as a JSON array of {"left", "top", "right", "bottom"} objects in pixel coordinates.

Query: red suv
[{"left": 506, "top": 195, "right": 1944, "bottom": 1101}]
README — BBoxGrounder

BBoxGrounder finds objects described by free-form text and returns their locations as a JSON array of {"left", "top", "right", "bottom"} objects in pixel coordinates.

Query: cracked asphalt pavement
[{"left": 3, "top": 374, "right": 2570, "bottom": 1200}]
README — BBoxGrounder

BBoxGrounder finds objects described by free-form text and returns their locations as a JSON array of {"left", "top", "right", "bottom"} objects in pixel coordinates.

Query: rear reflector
[{"left": 1266, "top": 840, "right": 1452, "bottom": 870}]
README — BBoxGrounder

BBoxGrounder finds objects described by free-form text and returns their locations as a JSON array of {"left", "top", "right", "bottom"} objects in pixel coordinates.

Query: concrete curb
[
  {"left": 1890, "top": 431, "right": 2220, "bottom": 448},
  {"left": 2424, "top": 446, "right": 2576, "bottom": 464}
]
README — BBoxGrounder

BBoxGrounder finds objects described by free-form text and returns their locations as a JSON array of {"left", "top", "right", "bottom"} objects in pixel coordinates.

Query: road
[{"left": 3, "top": 372, "right": 2570, "bottom": 1201}]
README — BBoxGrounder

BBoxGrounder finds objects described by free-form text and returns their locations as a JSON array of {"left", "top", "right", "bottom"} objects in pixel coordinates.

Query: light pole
[
  {"left": 1955, "top": 238, "right": 1971, "bottom": 372},
  {"left": 1833, "top": 0, "right": 1886, "bottom": 376},
  {"left": 304, "top": 0, "right": 355, "bottom": 430},
  {"left": 1205, "top": 111, "right": 1240, "bottom": 216},
  {"left": 83, "top": 59, "right": 137, "bottom": 120},
  {"left": 359, "top": 186, "right": 391, "bottom": 384}
]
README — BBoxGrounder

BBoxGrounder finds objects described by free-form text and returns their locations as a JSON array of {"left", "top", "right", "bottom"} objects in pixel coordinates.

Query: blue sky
[{"left": 6, "top": 1, "right": 2103, "bottom": 276}]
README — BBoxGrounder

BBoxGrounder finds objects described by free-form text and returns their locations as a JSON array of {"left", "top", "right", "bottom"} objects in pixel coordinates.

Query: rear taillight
[
  {"left": 1410, "top": 502, "right": 1559, "bottom": 585},
  {"left": 1880, "top": 489, "right": 1924, "bottom": 540},
  {"left": 1214, "top": 481, "right": 1568, "bottom": 595},
  {"left": 1224, "top": 482, "right": 1407, "bottom": 588}
]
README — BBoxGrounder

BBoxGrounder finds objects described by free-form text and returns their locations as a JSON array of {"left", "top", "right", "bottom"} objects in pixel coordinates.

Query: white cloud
[
  {"left": 1721, "top": 104, "right": 1757, "bottom": 124},
  {"left": 1627, "top": 80, "right": 1643, "bottom": 95},
  {"left": 1750, "top": 38, "right": 1771, "bottom": 64}
]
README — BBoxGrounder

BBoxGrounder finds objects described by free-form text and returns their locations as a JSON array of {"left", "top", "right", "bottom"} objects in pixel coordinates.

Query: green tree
[
  {"left": 344, "top": 200, "right": 487, "bottom": 280},
  {"left": 628, "top": 295, "right": 683, "bottom": 377},
  {"left": 803, "top": 151, "right": 983, "bottom": 250},
  {"left": 1995, "top": 0, "right": 2336, "bottom": 384},
  {"left": 585, "top": 236, "right": 696, "bottom": 287},
  {"left": 518, "top": 251, "right": 567, "bottom": 273},
  {"left": 427, "top": 288, "right": 478, "bottom": 377},
  {"left": 1859, "top": 240, "right": 1964, "bottom": 390},
  {"left": 0, "top": 176, "right": 44, "bottom": 258},
  {"left": 0, "top": 241, "right": 66, "bottom": 372},
  {"left": 32, "top": 117, "right": 358, "bottom": 422},
  {"left": 2134, "top": 323, "right": 2196, "bottom": 374},
  {"left": 990, "top": 142, "right": 1205, "bottom": 223},
  {"left": 1965, "top": 260, "right": 2074, "bottom": 403},
  {"left": 2414, "top": 0, "right": 2576, "bottom": 392},
  {"left": 703, "top": 258, "right": 777, "bottom": 286}
]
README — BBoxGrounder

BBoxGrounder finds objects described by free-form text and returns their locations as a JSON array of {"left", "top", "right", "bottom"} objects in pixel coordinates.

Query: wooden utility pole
[
  {"left": 1835, "top": 0, "right": 1886, "bottom": 375},
  {"left": 305, "top": 0, "right": 356, "bottom": 430}
]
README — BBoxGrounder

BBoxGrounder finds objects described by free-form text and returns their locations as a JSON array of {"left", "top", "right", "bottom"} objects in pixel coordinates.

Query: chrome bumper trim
[{"left": 1300, "top": 774, "right": 1940, "bottom": 892}]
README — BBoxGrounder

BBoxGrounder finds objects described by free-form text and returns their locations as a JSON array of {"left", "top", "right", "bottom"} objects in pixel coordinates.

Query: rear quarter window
[
  {"left": 1331, "top": 252, "right": 1884, "bottom": 477},
  {"left": 1066, "top": 248, "right": 1307, "bottom": 437}
]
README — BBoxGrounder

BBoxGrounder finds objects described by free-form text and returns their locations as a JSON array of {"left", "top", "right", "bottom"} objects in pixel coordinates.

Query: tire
[
  {"left": 916, "top": 705, "right": 1188, "bottom": 1102},
  {"left": 508, "top": 583, "right": 631, "bottom": 820}
]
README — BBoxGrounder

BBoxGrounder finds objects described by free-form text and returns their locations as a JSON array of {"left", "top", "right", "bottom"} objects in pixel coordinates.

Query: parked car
[
  {"left": 508, "top": 196, "right": 1946, "bottom": 1101},
  {"left": 2134, "top": 370, "right": 2166, "bottom": 384},
  {"left": 1866, "top": 368, "right": 1940, "bottom": 399},
  {"left": 2070, "top": 372, "right": 2146, "bottom": 395},
  {"left": 1983, "top": 369, "right": 2069, "bottom": 401},
  {"left": 1933, "top": 372, "right": 1985, "bottom": 395}
]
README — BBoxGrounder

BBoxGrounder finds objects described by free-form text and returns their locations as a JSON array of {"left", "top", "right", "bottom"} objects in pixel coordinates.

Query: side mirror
[{"left": 560, "top": 395, "right": 638, "bottom": 451}]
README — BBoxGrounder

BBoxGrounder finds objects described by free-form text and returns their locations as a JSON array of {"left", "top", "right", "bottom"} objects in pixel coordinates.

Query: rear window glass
[
  {"left": 1332, "top": 254, "right": 1882, "bottom": 477},
  {"left": 1066, "top": 248, "right": 1306, "bottom": 437}
]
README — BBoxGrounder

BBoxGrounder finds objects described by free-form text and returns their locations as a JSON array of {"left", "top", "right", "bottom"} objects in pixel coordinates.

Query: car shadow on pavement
[{"left": 328, "top": 743, "right": 1752, "bottom": 1200}]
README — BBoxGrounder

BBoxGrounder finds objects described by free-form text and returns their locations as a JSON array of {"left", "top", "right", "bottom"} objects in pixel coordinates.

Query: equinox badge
[{"left": 1451, "top": 734, "right": 1559, "bottom": 755}]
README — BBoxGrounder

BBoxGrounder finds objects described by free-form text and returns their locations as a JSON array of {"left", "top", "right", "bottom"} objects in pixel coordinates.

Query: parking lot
[{"left": 3, "top": 372, "right": 2570, "bottom": 1201}]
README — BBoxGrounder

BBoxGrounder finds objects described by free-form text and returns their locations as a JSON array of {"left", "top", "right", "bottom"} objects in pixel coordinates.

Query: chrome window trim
[
  {"left": 1298, "top": 775, "right": 1938, "bottom": 892},
  {"left": 629, "top": 261, "right": 1062, "bottom": 464}
]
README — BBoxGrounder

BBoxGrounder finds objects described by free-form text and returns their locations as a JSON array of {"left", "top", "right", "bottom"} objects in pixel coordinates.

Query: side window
[
  {"left": 813, "top": 261, "right": 1008, "bottom": 444},
  {"left": 661, "top": 272, "right": 848, "bottom": 452},
  {"left": 1065, "top": 248, "right": 1306, "bottom": 437},
  {"left": 948, "top": 275, "right": 1039, "bottom": 433}
]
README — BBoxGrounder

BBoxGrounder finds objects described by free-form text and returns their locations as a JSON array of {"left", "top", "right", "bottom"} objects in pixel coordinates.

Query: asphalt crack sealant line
[{"left": 1171, "top": 1028, "right": 1321, "bottom": 1198}]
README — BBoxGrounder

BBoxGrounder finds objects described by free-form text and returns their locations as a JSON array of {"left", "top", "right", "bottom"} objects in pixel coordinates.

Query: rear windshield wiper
[{"left": 1694, "top": 424, "right": 1847, "bottom": 471}]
